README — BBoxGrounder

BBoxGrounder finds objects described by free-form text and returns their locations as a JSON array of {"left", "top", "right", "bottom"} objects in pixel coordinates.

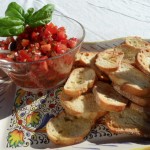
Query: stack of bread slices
[{"left": 46, "top": 36, "right": 150, "bottom": 146}]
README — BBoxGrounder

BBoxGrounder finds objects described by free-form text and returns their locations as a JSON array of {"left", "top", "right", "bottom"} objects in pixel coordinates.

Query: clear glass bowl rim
[{"left": 0, "top": 14, "right": 85, "bottom": 65}]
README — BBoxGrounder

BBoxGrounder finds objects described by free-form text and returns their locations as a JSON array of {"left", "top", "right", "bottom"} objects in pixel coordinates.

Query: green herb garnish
[{"left": 0, "top": 2, "right": 54, "bottom": 37}]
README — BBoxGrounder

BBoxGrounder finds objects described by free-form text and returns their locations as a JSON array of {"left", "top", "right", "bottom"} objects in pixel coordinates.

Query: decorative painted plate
[{"left": 0, "top": 39, "right": 150, "bottom": 150}]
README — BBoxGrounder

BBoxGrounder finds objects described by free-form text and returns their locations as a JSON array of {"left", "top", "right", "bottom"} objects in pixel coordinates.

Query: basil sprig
[
  {"left": 26, "top": 4, "right": 54, "bottom": 27},
  {"left": 0, "top": 17, "right": 24, "bottom": 36},
  {"left": 0, "top": 2, "right": 54, "bottom": 37},
  {"left": 5, "top": 2, "right": 25, "bottom": 21}
]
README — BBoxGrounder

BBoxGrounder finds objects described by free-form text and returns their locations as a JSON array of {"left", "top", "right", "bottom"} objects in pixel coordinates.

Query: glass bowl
[{"left": 0, "top": 15, "right": 85, "bottom": 92}]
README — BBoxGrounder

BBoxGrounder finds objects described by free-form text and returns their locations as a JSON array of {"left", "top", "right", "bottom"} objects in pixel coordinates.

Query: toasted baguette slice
[
  {"left": 95, "top": 49, "right": 124, "bottom": 72},
  {"left": 64, "top": 67, "right": 96, "bottom": 97},
  {"left": 75, "top": 51, "right": 110, "bottom": 82},
  {"left": 90, "top": 55, "right": 110, "bottom": 82},
  {"left": 115, "top": 44, "right": 140, "bottom": 64},
  {"left": 136, "top": 49, "right": 150, "bottom": 75},
  {"left": 46, "top": 112, "right": 95, "bottom": 145},
  {"left": 129, "top": 102, "right": 150, "bottom": 117},
  {"left": 125, "top": 36, "right": 150, "bottom": 49},
  {"left": 60, "top": 91, "right": 107, "bottom": 119},
  {"left": 75, "top": 51, "right": 98, "bottom": 67},
  {"left": 109, "top": 63, "right": 150, "bottom": 96},
  {"left": 113, "top": 84, "right": 150, "bottom": 107},
  {"left": 93, "top": 81, "right": 128, "bottom": 112},
  {"left": 104, "top": 108, "right": 150, "bottom": 137}
]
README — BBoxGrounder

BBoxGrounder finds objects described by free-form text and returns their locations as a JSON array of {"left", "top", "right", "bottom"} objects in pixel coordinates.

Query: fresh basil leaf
[
  {"left": 0, "top": 17, "right": 24, "bottom": 27},
  {"left": 24, "top": 8, "right": 34, "bottom": 21},
  {"left": 27, "top": 4, "right": 54, "bottom": 27},
  {"left": 0, "top": 17, "right": 24, "bottom": 36},
  {"left": 0, "top": 3, "right": 55, "bottom": 37},
  {"left": 5, "top": 2, "right": 25, "bottom": 21},
  {"left": 29, "top": 17, "right": 52, "bottom": 27}
]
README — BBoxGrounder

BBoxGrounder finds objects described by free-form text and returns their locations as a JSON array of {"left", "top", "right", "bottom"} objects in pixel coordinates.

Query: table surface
[{"left": 1, "top": 0, "right": 150, "bottom": 42}]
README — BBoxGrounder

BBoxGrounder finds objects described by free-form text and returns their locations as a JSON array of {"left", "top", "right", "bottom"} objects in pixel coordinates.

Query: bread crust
[
  {"left": 75, "top": 51, "right": 110, "bottom": 82},
  {"left": 104, "top": 108, "right": 150, "bottom": 138},
  {"left": 60, "top": 92, "right": 107, "bottom": 119},
  {"left": 113, "top": 84, "right": 150, "bottom": 107},
  {"left": 121, "top": 83, "right": 150, "bottom": 97},
  {"left": 75, "top": 51, "right": 98, "bottom": 67},
  {"left": 91, "top": 56, "right": 110, "bottom": 82},
  {"left": 129, "top": 102, "right": 150, "bottom": 116},
  {"left": 115, "top": 44, "right": 140, "bottom": 65},
  {"left": 109, "top": 63, "right": 150, "bottom": 97},
  {"left": 46, "top": 36, "right": 150, "bottom": 146},
  {"left": 136, "top": 49, "right": 150, "bottom": 75},
  {"left": 93, "top": 81, "right": 128, "bottom": 112},
  {"left": 125, "top": 36, "right": 150, "bottom": 49},
  {"left": 95, "top": 49, "right": 124, "bottom": 72},
  {"left": 64, "top": 67, "right": 96, "bottom": 97},
  {"left": 46, "top": 112, "right": 95, "bottom": 145}
]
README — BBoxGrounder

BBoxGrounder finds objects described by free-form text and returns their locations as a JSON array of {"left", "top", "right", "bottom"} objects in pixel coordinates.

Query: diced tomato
[
  {"left": 57, "top": 31, "right": 67, "bottom": 41},
  {"left": 31, "top": 32, "right": 39, "bottom": 40},
  {"left": 64, "top": 55, "right": 74, "bottom": 65},
  {"left": 25, "top": 26, "right": 33, "bottom": 33},
  {"left": 0, "top": 39, "right": 11, "bottom": 50},
  {"left": 35, "top": 43, "right": 40, "bottom": 49},
  {"left": 36, "top": 57, "right": 49, "bottom": 73},
  {"left": 54, "top": 42, "right": 68, "bottom": 54},
  {"left": 32, "top": 50, "right": 41, "bottom": 56},
  {"left": 0, "top": 22, "right": 78, "bottom": 89},
  {"left": 34, "top": 26, "right": 43, "bottom": 32},
  {"left": 21, "top": 39, "right": 30, "bottom": 47},
  {"left": 46, "top": 23, "right": 58, "bottom": 34},
  {"left": 67, "top": 38, "right": 78, "bottom": 48},
  {"left": 40, "top": 41, "right": 47, "bottom": 45},
  {"left": 18, "top": 33, "right": 29, "bottom": 39},
  {"left": 4, "top": 57, "right": 13, "bottom": 62},
  {"left": 0, "top": 40, "right": 5, "bottom": 47},
  {"left": 41, "top": 44, "right": 51, "bottom": 54},
  {"left": 6, "top": 37, "right": 15, "bottom": 44},
  {"left": 58, "top": 27, "right": 65, "bottom": 32},
  {"left": 39, "top": 56, "right": 48, "bottom": 60},
  {"left": 17, "top": 50, "right": 32, "bottom": 62},
  {"left": 61, "top": 39, "right": 68, "bottom": 45},
  {"left": 29, "top": 71, "right": 44, "bottom": 88},
  {"left": 33, "top": 55, "right": 40, "bottom": 61},
  {"left": 43, "top": 29, "right": 52, "bottom": 39},
  {"left": 37, "top": 61, "right": 49, "bottom": 73},
  {"left": 0, "top": 54, "right": 7, "bottom": 59}
]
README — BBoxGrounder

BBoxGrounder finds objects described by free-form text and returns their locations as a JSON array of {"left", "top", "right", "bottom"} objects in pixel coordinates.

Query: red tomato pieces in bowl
[
  {"left": 0, "top": 22, "right": 78, "bottom": 63},
  {"left": 0, "top": 22, "right": 79, "bottom": 91}
]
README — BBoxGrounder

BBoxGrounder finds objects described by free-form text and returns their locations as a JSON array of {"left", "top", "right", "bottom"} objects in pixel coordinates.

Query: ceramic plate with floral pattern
[{"left": 0, "top": 39, "right": 150, "bottom": 150}]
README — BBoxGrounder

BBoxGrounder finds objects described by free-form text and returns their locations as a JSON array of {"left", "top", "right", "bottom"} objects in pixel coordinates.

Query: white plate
[{"left": 0, "top": 39, "right": 150, "bottom": 150}]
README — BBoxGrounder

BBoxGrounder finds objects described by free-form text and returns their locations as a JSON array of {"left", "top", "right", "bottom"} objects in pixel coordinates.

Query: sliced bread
[
  {"left": 136, "top": 49, "right": 150, "bottom": 75},
  {"left": 109, "top": 63, "right": 150, "bottom": 96},
  {"left": 75, "top": 51, "right": 98, "bottom": 67},
  {"left": 75, "top": 51, "right": 110, "bottom": 82},
  {"left": 125, "top": 36, "right": 150, "bottom": 49},
  {"left": 93, "top": 81, "right": 128, "bottom": 112},
  {"left": 60, "top": 91, "right": 107, "bottom": 119},
  {"left": 46, "top": 112, "right": 95, "bottom": 145},
  {"left": 129, "top": 102, "right": 150, "bottom": 117},
  {"left": 104, "top": 108, "right": 150, "bottom": 137},
  {"left": 113, "top": 84, "right": 150, "bottom": 107},
  {"left": 115, "top": 44, "right": 140, "bottom": 64},
  {"left": 90, "top": 56, "right": 110, "bottom": 82},
  {"left": 64, "top": 67, "right": 96, "bottom": 97},
  {"left": 95, "top": 49, "right": 124, "bottom": 72}
]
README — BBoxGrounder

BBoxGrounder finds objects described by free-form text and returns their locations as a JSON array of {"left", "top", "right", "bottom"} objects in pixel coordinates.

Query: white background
[{"left": 1, "top": 0, "right": 150, "bottom": 42}]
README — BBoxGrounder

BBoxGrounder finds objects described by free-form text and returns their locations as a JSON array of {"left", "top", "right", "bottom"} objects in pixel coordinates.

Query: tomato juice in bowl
[{"left": 0, "top": 13, "right": 85, "bottom": 92}]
